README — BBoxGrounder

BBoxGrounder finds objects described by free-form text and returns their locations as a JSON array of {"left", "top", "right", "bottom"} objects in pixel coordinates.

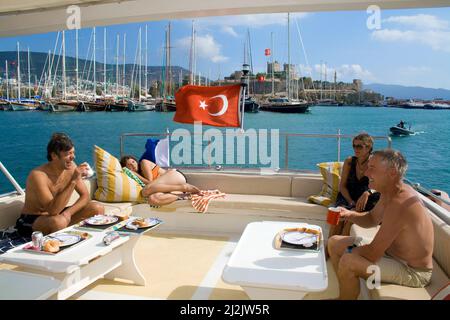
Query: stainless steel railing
[
  {"left": 0, "top": 161, "right": 25, "bottom": 196},
  {"left": 120, "top": 130, "right": 392, "bottom": 169},
  {"left": 405, "top": 178, "right": 450, "bottom": 206}
]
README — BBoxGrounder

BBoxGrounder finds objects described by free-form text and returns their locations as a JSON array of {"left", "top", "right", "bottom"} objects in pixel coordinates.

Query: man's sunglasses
[{"left": 352, "top": 144, "right": 365, "bottom": 150}]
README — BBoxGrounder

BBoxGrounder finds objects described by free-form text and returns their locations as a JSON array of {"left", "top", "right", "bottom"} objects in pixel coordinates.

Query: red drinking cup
[{"left": 327, "top": 207, "right": 341, "bottom": 225}]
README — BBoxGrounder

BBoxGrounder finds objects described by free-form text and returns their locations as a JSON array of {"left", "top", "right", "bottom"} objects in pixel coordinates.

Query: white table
[
  {"left": 0, "top": 224, "right": 147, "bottom": 300},
  {"left": 222, "top": 221, "right": 328, "bottom": 300},
  {"left": 0, "top": 270, "right": 60, "bottom": 300}
]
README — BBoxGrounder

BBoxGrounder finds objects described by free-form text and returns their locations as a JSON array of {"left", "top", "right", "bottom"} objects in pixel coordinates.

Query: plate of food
[
  {"left": 126, "top": 218, "right": 161, "bottom": 230},
  {"left": 281, "top": 231, "right": 318, "bottom": 247},
  {"left": 48, "top": 233, "right": 82, "bottom": 247},
  {"left": 85, "top": 215, "right": 119, "bottom": 226}
]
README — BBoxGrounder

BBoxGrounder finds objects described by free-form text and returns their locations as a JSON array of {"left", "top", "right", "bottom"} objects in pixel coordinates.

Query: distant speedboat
[{"left": 390, "top": 125, "right": 415, "bottom": 136}]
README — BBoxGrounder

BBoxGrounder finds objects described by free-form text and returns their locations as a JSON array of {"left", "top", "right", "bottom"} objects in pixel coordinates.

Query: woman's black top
[{"left": 335, "top": 156, "right": 380, "bottom": 210}]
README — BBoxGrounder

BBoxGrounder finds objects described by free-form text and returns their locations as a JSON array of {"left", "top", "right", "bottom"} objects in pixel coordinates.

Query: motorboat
[{"left": 389, "top": 125, "right": 415, "bottom": 136}]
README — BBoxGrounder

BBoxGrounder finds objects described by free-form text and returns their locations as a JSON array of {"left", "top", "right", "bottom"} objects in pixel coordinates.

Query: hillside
[{"left": 0, "top": 51, "right": 190, "bottom": 85}]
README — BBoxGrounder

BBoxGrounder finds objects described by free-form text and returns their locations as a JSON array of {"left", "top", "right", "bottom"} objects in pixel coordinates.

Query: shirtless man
[
  {"left": 327, "top": 149, "right": 434, "bottom": 300},
  {"left": 15, "top": 133, "right": 104, "bottom": 236}
]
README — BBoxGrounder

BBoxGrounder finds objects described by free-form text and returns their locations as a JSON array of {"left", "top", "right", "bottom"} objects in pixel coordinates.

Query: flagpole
[{"left": 240, "top": 86, "right": 245, "bottom": 131}]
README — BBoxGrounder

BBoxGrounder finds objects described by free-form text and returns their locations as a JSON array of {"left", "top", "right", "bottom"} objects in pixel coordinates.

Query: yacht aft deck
[
  {"left": 0, "top": 170, "right": 448, "bottom": 300},
  {"left": 67, "top": 205, "right": 337, "bottom": 301}
]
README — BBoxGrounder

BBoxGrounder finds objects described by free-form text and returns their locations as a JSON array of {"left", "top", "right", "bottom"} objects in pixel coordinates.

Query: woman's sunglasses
[{"left": 352, "top": 144, "right": 365, "bottom": 150}]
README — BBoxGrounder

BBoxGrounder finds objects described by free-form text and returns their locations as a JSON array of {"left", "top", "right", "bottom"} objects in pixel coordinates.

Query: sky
[{"left": 1, "top": 7, "right": 450, "bottom": 89}]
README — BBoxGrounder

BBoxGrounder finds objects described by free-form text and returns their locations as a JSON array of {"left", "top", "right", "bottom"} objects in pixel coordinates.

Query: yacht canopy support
[{"left": 0, "top": 0, "right": 449, "bottom": 37}]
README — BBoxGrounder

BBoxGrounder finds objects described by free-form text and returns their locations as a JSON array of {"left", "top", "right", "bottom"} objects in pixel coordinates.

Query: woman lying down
[{"left": 120, "top": 155, "right": 202, "bottom": 207}]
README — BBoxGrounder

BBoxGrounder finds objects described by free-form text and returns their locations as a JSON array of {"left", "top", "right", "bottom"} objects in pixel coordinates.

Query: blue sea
[{"left": 1, "top": 106, "right": 449, "bottom": 194}]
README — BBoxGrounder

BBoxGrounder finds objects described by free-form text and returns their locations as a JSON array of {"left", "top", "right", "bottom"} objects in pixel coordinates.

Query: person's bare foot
[{"left": 183, "top": 183, "right": 201, "bottom": 194}]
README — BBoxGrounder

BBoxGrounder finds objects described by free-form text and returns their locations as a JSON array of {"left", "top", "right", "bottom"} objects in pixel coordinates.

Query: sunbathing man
[
  {"left": 15, "top": 133, "right": 104, "bottom": 236},
  {"left": 327, "top": 149, "right": 433, "bottom": 300},
  {"left": 120, "top": 155, "right": 201, "bottom": 206}
]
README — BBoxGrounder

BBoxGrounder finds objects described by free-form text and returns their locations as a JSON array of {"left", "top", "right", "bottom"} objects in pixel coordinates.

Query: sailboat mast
[
  {"left": 320, "top": 60, "right": 323, "bottom": 100},
  {"left": 44, "top": 50, "right": 52, "bottom": 96},
  {"left": 76, "top": 29, "right": 79, "bottom": 100},
  {"left": 123, "top": 33, "right": 126, "bottom": 98},
  {"left": 17, "top": 42, "right": 20, "bottom": 101},
  {"left": 27, "top": 47, "right": 31, "bottom": 98},
  {"left": 168, "top": 22, "right": 172, "bottom": 97},
  {"left": 145, "top": 25, "right": 148, "bottom": 97},
  {"left": 93, "top": 27, "right": 96, "bottom": 97},
  {"left": 62, "top": 30, "right": 66, "bottom": 100},
  {"left": 193, "top": 22, "right": 196, "bottom": 85},
  {"left": 271, "top": 32, "right": 274, "bottom": 96},
  {"left": 116, "top": 34, "right": 119, "bottom": 96},
  {"left": 5, "top": 61, "right": 9, "bottom": 100},
  {"left": 138, "top": 27, "right": 142, "bottom": 102},
  {"left": 324, "top": 62, "right": 327, "bottom": 100},
  {"left": 104, "top": 28, "right": 107, "bottom": 96},
  {"left": 189, "top": 20, "right": 194, "bottom": 85},
  {"left": 287, "top": 13, "right": 291, "bottom": 100}
]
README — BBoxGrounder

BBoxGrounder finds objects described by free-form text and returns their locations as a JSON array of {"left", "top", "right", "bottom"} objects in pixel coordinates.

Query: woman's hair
[
  {"left": 353, "top": 132, "right": 374, "bottom": 153},
  {"left": 47, "top": 132, "right": 74, "bottom": 161},
  {"left": 120, "top": 155, "right": 138, "bottom": 168}
]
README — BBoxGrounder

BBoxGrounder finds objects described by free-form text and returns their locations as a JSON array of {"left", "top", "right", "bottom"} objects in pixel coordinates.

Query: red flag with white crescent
[{"left": 174, "top": 84, "right": 242, "bottom": 127}]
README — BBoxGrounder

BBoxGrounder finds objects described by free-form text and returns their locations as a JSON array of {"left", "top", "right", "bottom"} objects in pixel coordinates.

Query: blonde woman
[{"left": 330, "top": 133, "right": 380, "bottom": 237}]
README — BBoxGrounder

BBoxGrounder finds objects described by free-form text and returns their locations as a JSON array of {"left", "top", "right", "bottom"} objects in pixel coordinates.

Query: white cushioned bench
[{"left": 69, "top": 172, "right": 328, "bottom": 221}]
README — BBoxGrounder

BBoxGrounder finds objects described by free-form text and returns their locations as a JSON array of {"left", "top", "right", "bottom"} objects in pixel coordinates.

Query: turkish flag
[{"left": 174, "top": 84, "right": 242, "bottom": 127}]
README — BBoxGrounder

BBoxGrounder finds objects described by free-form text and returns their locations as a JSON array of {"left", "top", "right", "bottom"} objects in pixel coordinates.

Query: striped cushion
[
  {"left": 308, "top": 162, "right": 343, "bottom": 207},
  {"left": 94, "top": 145, "right": 145, "bottom": 203}
]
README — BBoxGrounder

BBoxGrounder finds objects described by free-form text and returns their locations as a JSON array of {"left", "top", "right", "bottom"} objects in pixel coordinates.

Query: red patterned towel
[{"left": 191, "top": 190, "right": 226, "bottom": 213}]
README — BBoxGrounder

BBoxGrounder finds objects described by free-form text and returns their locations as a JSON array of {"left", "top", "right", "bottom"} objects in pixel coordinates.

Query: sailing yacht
[
  {"left": 9, "top": 43, "right": 38, "bottom": 111},
  {"left": 156, "top": 22, "right": 176, "bottom": 112},
  {"left": 49, "top": 31, "right": 77, "bottom": 112},
  {"left": 260, "top": 13, "right": 312, "bottom": 113},
  {"left": 127, "top": 26, "right": 155, "bottom": 112}
]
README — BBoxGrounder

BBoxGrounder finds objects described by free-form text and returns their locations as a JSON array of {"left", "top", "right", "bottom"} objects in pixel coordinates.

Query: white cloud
[
  {"left": 194, "top": 12, "right": 309, "bottom": 29},
  {"left": 383, "top": 14, "right": 449, "bottom": 30},
  {"left": 372, "top": 14, "right": 450, "bottom": 52},
  {"left": 304, "top": 64, "right": 374, "bottom": 82},
  {"left": 371, "top": 28, "right": 450, "bottom": 52},
  {"left": 176, "top": 34, "right": 228, "bottom": 63},
  {"left": 222, "top": 26, "right": 238, "bottom": 37}
]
